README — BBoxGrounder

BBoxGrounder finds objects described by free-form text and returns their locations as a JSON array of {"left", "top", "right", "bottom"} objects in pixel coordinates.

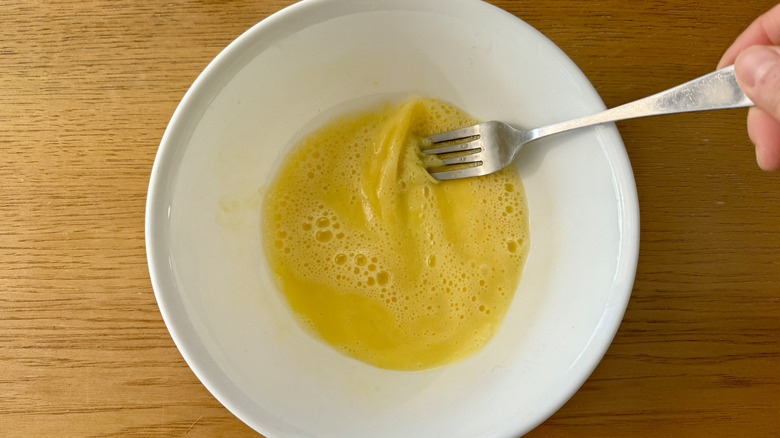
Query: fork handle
[{"left": 528, "top": 65, "right": 752, "bottom": 141}]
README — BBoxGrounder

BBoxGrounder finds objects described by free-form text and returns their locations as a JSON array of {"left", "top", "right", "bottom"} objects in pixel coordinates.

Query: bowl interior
[{"left": 146, "top": 1, "right": 639, "bottom": 437}]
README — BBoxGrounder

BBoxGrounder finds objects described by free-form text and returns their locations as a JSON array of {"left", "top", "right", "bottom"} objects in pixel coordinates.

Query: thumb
[{"left": 735, "top": 45, "right": 780, "bottom": 120}]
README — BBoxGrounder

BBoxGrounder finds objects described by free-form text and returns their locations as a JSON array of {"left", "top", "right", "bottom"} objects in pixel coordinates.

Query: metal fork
[{"left": 422, "top": 65, "right": 752, "bottom": 180}]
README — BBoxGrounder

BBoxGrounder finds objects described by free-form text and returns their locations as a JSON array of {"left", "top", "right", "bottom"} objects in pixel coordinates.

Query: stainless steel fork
[{"left": 422, "top": 65, "right": 752, "bottom": 181}]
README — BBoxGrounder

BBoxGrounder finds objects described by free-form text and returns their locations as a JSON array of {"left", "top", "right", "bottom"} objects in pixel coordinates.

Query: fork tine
[
  {"left": 427, "top": 125, "right": 481, "bottom": 144},
  {"left": 439, "top": 151, "right": 484, "bottom": 166},
  {"left": 429, "top": 165, "right": 487, "bottom": 181},
  {"left": 421, "top": 138, "right": 482, "bottom": 155}
]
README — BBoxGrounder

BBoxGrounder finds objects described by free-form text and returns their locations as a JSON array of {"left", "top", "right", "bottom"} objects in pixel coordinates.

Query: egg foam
[{"left": 262, "top": 97, "right": 529, "bottom": 371}]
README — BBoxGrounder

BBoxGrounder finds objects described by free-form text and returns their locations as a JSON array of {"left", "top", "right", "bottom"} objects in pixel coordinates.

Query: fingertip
[
  {"left": 746, "top": 107, "right": 780, "bottom": 170},
  {"left": 757, "top": 144, "right": 780, "bottom": 171},
  {"left": 717, "top": 54, "right": 733, "bottom": 70},
  {"left": 718, "top": 46, "right": 740, "bottom": 70}
]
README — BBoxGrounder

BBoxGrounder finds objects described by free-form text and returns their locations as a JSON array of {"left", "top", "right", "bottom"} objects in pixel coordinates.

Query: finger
[
  {"left": 747, "top": 107, "right": 780, "bottom": 171},
  {"left": 717, "top": 3, "right": 780, "bottom": 69},
  {"left": 735, "top": 45, "right": 780, "bottom": 119}
]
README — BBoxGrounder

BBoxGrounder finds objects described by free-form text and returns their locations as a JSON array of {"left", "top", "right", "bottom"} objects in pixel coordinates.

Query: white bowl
[{"left": 145, "top": 0, "right": 640, "bottom": 436}]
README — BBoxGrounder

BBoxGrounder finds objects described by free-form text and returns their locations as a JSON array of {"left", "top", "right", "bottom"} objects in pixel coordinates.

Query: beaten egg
[{"left": 262, "top": 97, "right": 529, "bottom": 370}]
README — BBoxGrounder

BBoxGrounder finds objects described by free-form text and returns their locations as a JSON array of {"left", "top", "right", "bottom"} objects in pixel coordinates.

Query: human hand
[{"left": 718, "top": 3, "right": 780, "bottom": 171}]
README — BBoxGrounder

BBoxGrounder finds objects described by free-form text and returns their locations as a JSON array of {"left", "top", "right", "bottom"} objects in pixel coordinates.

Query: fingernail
[{"left": 735, "top": 46, "right": 780, "bottom": 90}]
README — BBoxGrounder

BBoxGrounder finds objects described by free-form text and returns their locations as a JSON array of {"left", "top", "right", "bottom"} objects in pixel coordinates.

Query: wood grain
[{"left": 1, "top": 0, "right": 778, "bottom": 436}]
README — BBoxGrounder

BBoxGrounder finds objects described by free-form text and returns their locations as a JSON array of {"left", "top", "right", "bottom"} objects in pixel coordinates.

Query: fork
[{"left": 422, "top": 65, "right": 752, "bottom": 181}]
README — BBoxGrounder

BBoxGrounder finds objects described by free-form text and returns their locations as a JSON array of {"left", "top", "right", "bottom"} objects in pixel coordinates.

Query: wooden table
[{"left": 2, "top": 0, "right": 779, "bottom": 436}]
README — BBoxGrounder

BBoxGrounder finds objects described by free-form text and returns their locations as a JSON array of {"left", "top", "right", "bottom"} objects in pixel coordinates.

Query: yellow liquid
[{"left": 262, "top": 97, "right": 529, "bottom": 370}]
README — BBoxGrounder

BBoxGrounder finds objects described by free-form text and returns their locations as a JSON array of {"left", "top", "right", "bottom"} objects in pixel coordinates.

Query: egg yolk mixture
[{"left": 262, "top": 97, "right": 529, "bottom": 371}]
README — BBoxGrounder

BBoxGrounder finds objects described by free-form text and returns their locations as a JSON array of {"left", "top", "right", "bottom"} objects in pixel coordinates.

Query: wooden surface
[{"left": 2, "top": 0, "right": 779, "bottom": 436}]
